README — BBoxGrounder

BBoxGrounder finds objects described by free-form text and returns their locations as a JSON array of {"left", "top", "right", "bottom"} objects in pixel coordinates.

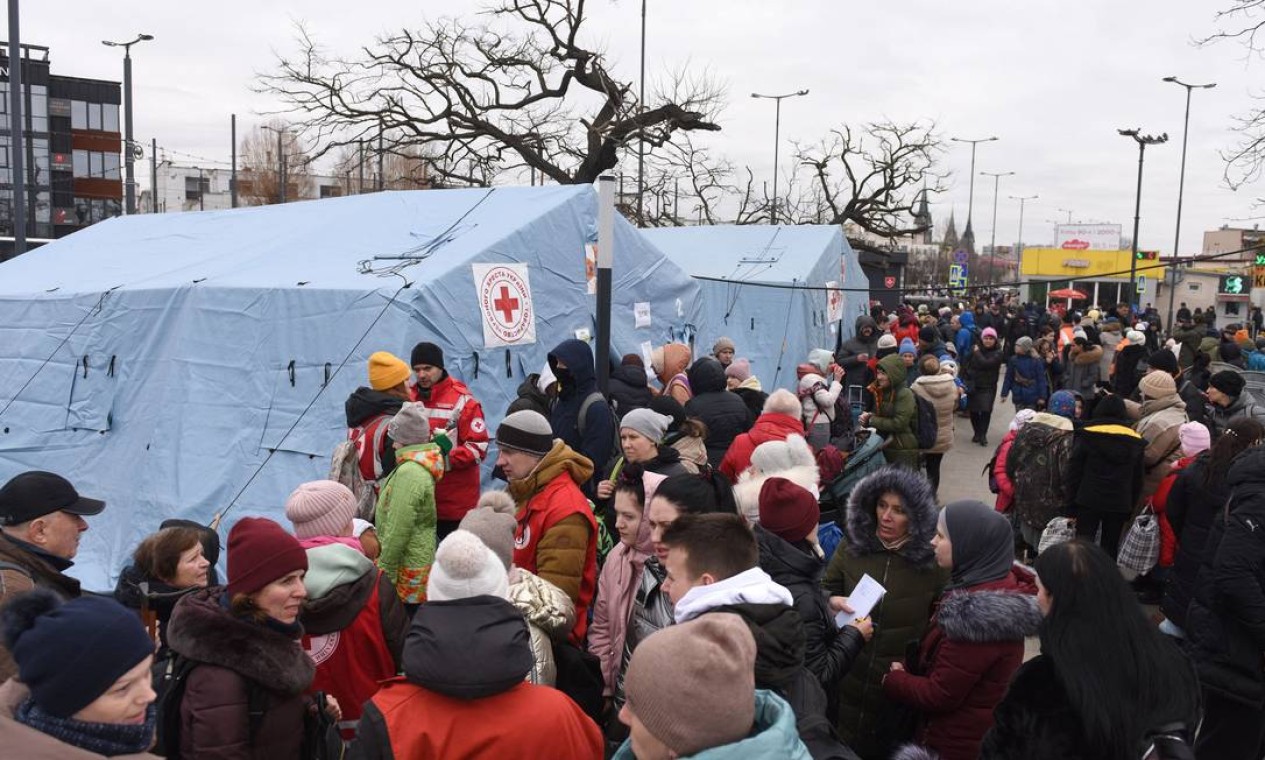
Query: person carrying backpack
[
  {"left": 859, "top": 354, "right": 920, "bottom": 470},
  {"left": 336, "top": 352, "right": 412, "bottom": 518},
  {"left": 797, "top": 350, "right": 845, "bottom": 451},
  {"left": 548, "top": 339, "right": 617, "bottom": 497}
]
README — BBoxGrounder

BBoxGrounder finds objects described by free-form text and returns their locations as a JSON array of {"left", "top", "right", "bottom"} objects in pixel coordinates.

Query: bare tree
[
  {"left": 330, "top": 142, "right": 435, "bottom": 193},
  {"left": 1200, "top": 1, "right": 1265, "bottom": 189},
  {"left": 257, "top": 0, "right": 721, "bottom": 209},
  {"left": 238, "top": 122, "right": 315, "bottom": 205},
  {"left": 637, "top": 134, "right": 767, "bottom": 227}
]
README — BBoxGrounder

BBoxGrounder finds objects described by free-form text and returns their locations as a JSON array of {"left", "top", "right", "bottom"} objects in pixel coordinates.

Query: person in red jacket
[
  {"left": 494, "top": 410, "right": 598, "bottom": 644},
  {"left": 718, "top": 389, "right": 806, "bottom": 483},
  {"left": 992, "top": 408, "right": 1036, "bottom": 515},
  {"left": 883, "top": 499, "right": 1041, "bottom": 760},
  {"left": 410, "top": 341, "right": 490, "bottom": 540}
]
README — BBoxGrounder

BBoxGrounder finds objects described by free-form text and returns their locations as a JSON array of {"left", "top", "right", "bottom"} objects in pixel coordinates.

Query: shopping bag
[
  {"left": 1038, "top": 516, "right": 1076, "bottom": 555},
  {"left": 1117, "top": 507, "right": 1161, "bottom": 576}
]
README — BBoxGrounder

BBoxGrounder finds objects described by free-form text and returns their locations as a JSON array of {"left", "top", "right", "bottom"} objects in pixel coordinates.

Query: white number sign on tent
[{"left": 472, "top": 262, "right": 537, "bottom": 348}]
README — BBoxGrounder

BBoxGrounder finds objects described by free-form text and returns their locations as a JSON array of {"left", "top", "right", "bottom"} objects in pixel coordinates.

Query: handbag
[
  {"left": 1118, "top": 506, "right": 1161, "bottom": 576},
  {"left": 1038, "top": 516, "right": 1077, "bottom": 555},
  {"left": 302, "top": 692, "right": 345, "bottom": 760}
]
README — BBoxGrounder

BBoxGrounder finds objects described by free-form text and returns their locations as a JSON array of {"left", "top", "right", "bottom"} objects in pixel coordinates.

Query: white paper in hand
[{"left": 835, "top": 573, "right": 887, "bottom": 628}]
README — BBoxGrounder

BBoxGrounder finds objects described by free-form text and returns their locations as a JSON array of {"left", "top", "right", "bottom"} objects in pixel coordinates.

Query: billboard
[{"left": 1056, "top": 224, "right": 1122, "bottom": 251}]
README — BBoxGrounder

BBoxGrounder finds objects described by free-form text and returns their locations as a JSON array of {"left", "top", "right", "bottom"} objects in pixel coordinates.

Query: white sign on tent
[
  {"left": 473, "top": 262, "right": 537, "bottom": 348},
  {"left": 826, "top": 281, "right": 844, "bottom": 324}
]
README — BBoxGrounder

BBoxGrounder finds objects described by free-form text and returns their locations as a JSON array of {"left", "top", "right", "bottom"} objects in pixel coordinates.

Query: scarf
[
  {"left": 942, "top": 500, "right": 1014, "bottom": 590},
  {"left": 16, "top": 699, "right": 157, "bottom": 756},
  {"left": 878, "top": 534, "right": 911, "bottom": 552}
]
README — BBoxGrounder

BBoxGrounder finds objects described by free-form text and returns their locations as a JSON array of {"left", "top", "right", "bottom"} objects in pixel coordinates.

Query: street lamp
[
  {"left": 1010, "top": 194, "right": 1038, "bottom": 278},
  {"left": 102, "top": 34, "right": 154, "bottom": 216},
  {"left": 949, "top": 136, "right": 998, "bottom": 252},
  {"left": 261, "top": 124, "right": 293, "bottom": 203},
  {"left": 636, "top": 0, "right": 647, "bottom": 225},
  {"left": 1163, "top": 76, "right": 1216, "bottom": 332},
  {"left": 751, "top": 89, "right": 809, "bottom": 225},
  {"left": 1119, "top": 127, "right": 1169, "bottom": 307},
  {"left": 981, "top": 170, "right": 1014, "bottom": 291}
]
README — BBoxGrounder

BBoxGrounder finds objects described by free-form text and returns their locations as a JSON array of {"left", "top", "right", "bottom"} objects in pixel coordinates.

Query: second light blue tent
[{"left": 640, "top": 224, "right": 869, "bottom": 392}]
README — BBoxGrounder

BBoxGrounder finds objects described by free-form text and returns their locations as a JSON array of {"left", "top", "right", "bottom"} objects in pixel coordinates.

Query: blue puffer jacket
[
  {"left": 1001, "top": 353, "right": 1048, "bottom": 407},
  {"left": 955, "top": 312, "right": 978, "bottom": 359},
  {"left": 611, "top": 689, "right": 812, "bottom": 760},
  {"left": 1248, "top": 349, "right": 1265, "bottom": 371}
]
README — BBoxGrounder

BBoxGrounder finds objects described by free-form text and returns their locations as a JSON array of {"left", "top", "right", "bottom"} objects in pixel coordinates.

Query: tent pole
[{"left": 596, "top": 176, "right": 615, "bottom": 394}]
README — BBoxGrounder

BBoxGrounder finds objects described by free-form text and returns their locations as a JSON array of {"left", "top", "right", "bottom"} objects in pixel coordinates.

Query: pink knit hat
[
  {"left": 982, "top": 327, "right": 998, "bottom": 340},
  {"left": 724, "top": 358, "right": 752, "bottom": 382},
  {"left": 284, "top": 480, "right": 357, "bottom": 539}
]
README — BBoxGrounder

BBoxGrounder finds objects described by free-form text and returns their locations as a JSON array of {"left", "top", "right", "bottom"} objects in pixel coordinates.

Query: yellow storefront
[{"left": 1020, "top": 248, "right": 1167, "bottom": 308}]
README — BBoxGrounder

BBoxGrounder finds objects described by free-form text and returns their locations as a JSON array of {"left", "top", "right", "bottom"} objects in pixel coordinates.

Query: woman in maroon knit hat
[{"left": 166, "top": 517, "right": 338, "bottom": 759}]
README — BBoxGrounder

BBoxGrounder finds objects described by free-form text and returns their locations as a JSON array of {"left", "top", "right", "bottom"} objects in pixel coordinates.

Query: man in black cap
[
  {"left": 0, "top": 470, "right": 104, "bottom": 680},
  {"left": 1206, "top": 370, "right": 1265, "bottom": 439}
]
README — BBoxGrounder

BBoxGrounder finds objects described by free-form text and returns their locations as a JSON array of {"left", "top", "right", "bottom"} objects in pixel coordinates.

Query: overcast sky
[{"left": 10, "top": 0, "right": 1265, "bottom": 254}]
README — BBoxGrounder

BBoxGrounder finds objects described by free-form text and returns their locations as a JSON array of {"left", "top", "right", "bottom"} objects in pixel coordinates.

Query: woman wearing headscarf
[{"left": 882, "top": 500, "right": 1040, "bottom": 760}]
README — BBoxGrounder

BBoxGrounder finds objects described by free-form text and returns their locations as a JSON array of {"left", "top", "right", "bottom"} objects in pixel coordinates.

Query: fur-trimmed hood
[
  {"left": 734, "top": 464, "right": 820, "bottom": 525},
  {"left": 166, "top": 587, "right": 315, "bottom": 697},
  {"left": 937, "top": 587, "right": 1042, "bottom": 643},
  {"left": 844, "top": 465, "right": 938, "bottom": 567}
]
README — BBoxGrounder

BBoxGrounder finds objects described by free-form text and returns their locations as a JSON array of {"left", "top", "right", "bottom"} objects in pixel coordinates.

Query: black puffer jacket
[
  {"left": 1161, "top": 454, "right": 1228, "bottom": 630},
  {"left": 1112, "top": 343, "right": 1149, "bottom": 398},
  {"left": 607, "top": 365, "right": 653, "bottom": 419},
  {"left": 1186, "top": 445, "right": 1265, "bottom": 705},
  {"left": 1065, "top": 417, "right": 1146, "bottom": 515},
  {"left": 964, "top": 345, "right": 1004, "bottom": 414},
  {"left": 683, "top": 357, "right": 753, "bottom": 467},
  {"left": 506, "top": 373, "right": 551, "bottom": 417},
  {"left": 756, "top": 526, "right": 866, "bottom": 690}
]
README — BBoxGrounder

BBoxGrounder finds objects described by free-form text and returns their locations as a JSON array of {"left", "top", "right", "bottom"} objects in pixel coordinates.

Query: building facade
[{"left": 144, "top": 161, "right": 350, "bottom": 214}]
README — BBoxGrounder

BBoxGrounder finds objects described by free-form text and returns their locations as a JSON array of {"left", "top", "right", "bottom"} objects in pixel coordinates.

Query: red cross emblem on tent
[{"left": 474, "top": 263, "right": 536, "bottom": 347}]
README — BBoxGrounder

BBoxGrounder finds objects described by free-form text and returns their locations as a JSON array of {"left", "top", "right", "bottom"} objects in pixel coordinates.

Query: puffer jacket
[
  {"left": 549, "top": 339, "right": 616, "bottom": 485},
  {"left": 1066, "top": 417, "right": 1145, "bottom": 515},
  {"left": 1000, "top": 352, "right": 1047, "bottom": 407},
  {"left": 822, "top": 466, "right": 948, "bottom": 759},
  {"left": 911, "top": 372, "right": 957, "bottom": 453},
  {"left": 1006, "top": 416, "right": 1075, "bottom": 531},
  {"left": 868, "top": 353, "right": 919, "bottom": 469},
  {"left": 614, "top": 557, "right": 674, "bottom": 710},
  {"left": 1062, "top": 343, "right": 1103, "bottom": 397},
  {"left": 608, "top": 364, "right": 653, "bottom": 419},
  {"left": 505, "top": 372, "right": 552, "bottom": 418},
  {"left": 1134, "top": 394, "right": 1188, "bottom": 500},
  {"left": 964, "top": 344, "right": 1003, "bottom": 414},
  {"left": 1207, "top": 390, "right": 1265, "bottom": 439},
  {"left": 684, "top": 357, "right": 754, "bottom": 467},
  {"left": 838, "top": 315, "right": 881, "bottom": 397},
  {"left": 800, "top": 372, "right": 843, "bottom": 427},
  {"left": 507, "top": 568, "right": 575, "bottom": 687},
  {"left": 0, "top": 680, "right": 158, "bottom": 759},
  {"left": 610, "top": 689, "right": 813, "bottom": 760},
  {"left": 1161, "top": 454, "right": 1228, "bottom": 630},
  {"left": 375, "top": 442, "right": 446, "bottom": 604},
  {"left": 720, "top": 412, "right": 806, "bottom": 483}
]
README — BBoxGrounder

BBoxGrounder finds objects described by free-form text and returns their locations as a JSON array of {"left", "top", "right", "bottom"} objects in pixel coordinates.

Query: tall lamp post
[
  {"left": 1119, "top": 128, "right": 1169, "bottom": 307},
  {"left": 261, "top": 124, "right": 292, "bottom": 203},
  {"left": 1010, "top": 193, "right": 1038, "bottom": 284},
  {"left": 981, "top": 170, "right": 1014, "bottom": 291},
  {"left": 751, "top": 89, "right": 809, "bottom": 225},
  {"left": 102, "top": 33, "right": 154, "bottom": 216},
  {"left": 636, "top": 0, "right": 646, "bottom": 225},
  {"left": 1163, "top": 76, "right": 1216, "bottom": 331},
  {"left": 949, "top": 136, "right": 998, "bottom": 254}
]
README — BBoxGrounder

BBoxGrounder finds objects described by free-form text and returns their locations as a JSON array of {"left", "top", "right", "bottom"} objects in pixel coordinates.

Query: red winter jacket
[
  {"left": 883, "top": 571, "right": 1041, "bottom": 760},
  {"left": 719, "top": 412, "right": 805, "bottom": 482},
  {"left": 992, "top": 430, "right": 1019, "bottom": 513},
  {"left": 1150, "top": 454, "right": 1194, "bottom": 568},
  {"left": 410, "top": 375, "right": 489, "bottom": 521}
]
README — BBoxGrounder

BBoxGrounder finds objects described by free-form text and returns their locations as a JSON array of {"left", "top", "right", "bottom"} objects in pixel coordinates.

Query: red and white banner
[{"left": 472, "top": 263, "right": 536, "bottom": 348}]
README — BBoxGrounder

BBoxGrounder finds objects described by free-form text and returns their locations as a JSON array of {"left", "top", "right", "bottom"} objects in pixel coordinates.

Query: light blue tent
[
  {"left": 0, "top": 186, "right": 701, "bottom": 588},
  {"left": 640, "top": 224, "right": 868, "bottom": 391}
]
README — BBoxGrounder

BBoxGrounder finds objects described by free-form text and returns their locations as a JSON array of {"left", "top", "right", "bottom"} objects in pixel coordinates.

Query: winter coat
[
  {"left": 1186, "top": 445, "right": 1265, "bottom": 706},
  {"left": 720, "top": 412, "right": 806, "bottom": 483},
  {"left": 299, "top": 543, "right": 407, "bottom": 739},
  {"left": 756, "top": 526, "right": 866, "bottom": 690},
  {"left": 408, "top": 374, "right": 490, "bottom": 522},
  {"left": 1134, "top": 394, "right": 1188, "bottom": 500},
  {"left": 506, "top": 441, "right": 599, "bottom": 644},
  {"left": 0, "top": 534, "right": 81, "bottom": 682},
  {"left": 1162, "top": 455, "right": 1229, "bottom": 632},
  {"left": 1173, "top": 324, "right": 1204, "bottom": 368},
  {"left": 610, "top": 689, "right": 813, "bottom": 760},
  {"left": 734, "top": 462, "right": 821, "bottom": 528},
  {"left": 505, "top": 373, "right": 551, "bottom": 418},
  {"left": 614, "top": 557, "right": 675, "bottom": 709},
  {"left": 507, "top": 568, "right": 575, "bottom": 687},
  {"left": 1149, "top": 455, "right": 1192, "bottom": 569},
  {"left": 911, "top": 373, "right": 957, "bottom": 454},
  {"left": 822, "top": 466, "right": 948, "bottom": 758},
  {"left": 954, "top": 312, "right": 979, "bottom": 359},
  {"left": 883, "top": 573, "right": 1041, "bottom": 760},
  {"left": 608, "top": 364, "right": 653, "bottom": 419},
  {"left": 839, "top": 316, "right": 881, "bottom": 394},
  {"left": 0, "top": 680, "right": 157, "bottom": 760},
  {"left": 1066, "top": 418, "right": 1145, "bottom": 515},
  {"left": 656, "top": 343, "right": 694, "bottom": 405},
  {"left": 166, "top": 588, "right": 315, "bottom": 760},
  {"left": 964, "top": 344, "right": 1003, "bottom": 414},
  {"left": 549, "top": 339, "right": 617, "bottom": 487},
  {"left": 800, "top": 373, "right": 843, "bottom": 427},
  {"left": 375, "top": 442, "right": 445, "bottom": 604},
  {"left": 1099, "top": 324, "right": 1123, "bottom": 375},
  {"left": 684, "top": 358, "right": 754, "bottom": 467},
  {"left": 350, "top": 597, "right": 603, "bottom": 760},
  {"left": 733, "top": 380, "right": 769, "bottom": 422},
  {"left": 345, "top": 386, "right": 407, "bottom": 485},
  {"left": 1062, "top": 343, "right": 1104, "bottom": 397},
  {"left": 868, "top": 354, "right": 920, "bottom": 469},
  {"left": 1112, "top": 343, "right": 1149, "bottom": 398},
  {"left": 1005, "top": 416, "right": 1075, "bottom": 531},
  {"left": 1000, "top": 353, "right": 1047, "bottom": 407},
  {"left": 113, "top": 565, "right": 196, "bottom": 654},
  {"left": 589, "top": 502, "right": 654, "bottom": 697},
  {"left": 992, "top": 429, "right": 1019, "bottom": 514},
  {"left": 1207, "top": 390, "right": 1265, "bottom": 439}
]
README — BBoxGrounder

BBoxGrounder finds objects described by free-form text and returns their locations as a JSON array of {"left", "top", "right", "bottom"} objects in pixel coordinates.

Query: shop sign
[{"left": 1062, "top": 258, "right": 1091, "bottom": 268}]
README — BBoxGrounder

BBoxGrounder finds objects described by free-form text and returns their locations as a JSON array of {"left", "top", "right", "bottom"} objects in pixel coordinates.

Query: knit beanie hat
[
  {"left": 620, "top": 408, "right": 673, "bottom": 444},
  {"left": 899, "top": 338, "right": 916, "bottom": 356},
  {"left": 1210, "top": 370, "right": 1246, "bottom": 398},
  {"left": 410, "top": 341, "right": 445, "bottom": 369},
  {"left": 496, "top": 410, "right": 555, "bottom": 456},
  {"left": 285, "top": 480, "right": 357, "bottom": 539},
  {"left": 1048, "top": 390, "right": 1078, "bottom": 420},
  {"left": 387, "top": 402, "right": 433, "bottom": 446},
  {"left": 624, "top": 613, "right": 756, "bottom": 756},
  {"left": 368, "top": 351, "right": 410, "bottom": 391},
  {"left": 426, "top": 530, "right": 509, "bottom": 602},
  {"left": 227, "top": 517, "right": 309, "bottom": 596},
  {"left": 1179, "top": 421, "right": 1212, "bottom": 457},
  {"left": 1146, "top": 349, "right": 1178, "bottom": 375},
  {"left": 1127, "top": 330, "right": 1146, "bottom": 344},
  {"left": 758, "top": 477, "right": 820, "bottom": 543},
  {"left": 982, "top": 327, "right": 998, "bottom": 340},
  {"left": 877, "top": 334, "right": 898, "bottom": 350},
  {"left": 2, "top": 591, "right": 156, "bottom": 719},
  {"left": 1138, "top": 370, "right": 1177, "bottom": 400},
  {"left": 725, "top": 358, "right": 752, "bottom": 382},
  {"left": 1009, "top": 407, "right": 1037, "bottom": 432},
  {"left": 458, "top": 491, "right": 518, "bottom": 570},
  {"left": 713, "top": 337, "right": 735, "bottom": 355}
]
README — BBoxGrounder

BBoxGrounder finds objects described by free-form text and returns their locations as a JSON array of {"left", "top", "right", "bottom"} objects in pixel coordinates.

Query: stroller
[{"left": 817, "top": 429, "right": 888, "bottom": 559}]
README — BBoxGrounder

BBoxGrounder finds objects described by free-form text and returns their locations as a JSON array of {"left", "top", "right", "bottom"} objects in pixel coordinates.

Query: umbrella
[{"left": 1048, "top": 288, "right": 1088, "bottom": 299}]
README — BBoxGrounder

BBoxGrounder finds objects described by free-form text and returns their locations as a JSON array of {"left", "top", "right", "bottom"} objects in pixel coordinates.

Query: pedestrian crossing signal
[
  {"left": 1135, "top": 250, "right": 1158, "bottom": 261},
  {"left": 1254, "top": 251, "right": 1265, "bottom": 267}
]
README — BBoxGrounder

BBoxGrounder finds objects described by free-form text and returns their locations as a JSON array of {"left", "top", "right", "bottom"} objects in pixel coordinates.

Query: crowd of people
[{"left": 0, "top": 297, "right": 1262, "bottom": 759}]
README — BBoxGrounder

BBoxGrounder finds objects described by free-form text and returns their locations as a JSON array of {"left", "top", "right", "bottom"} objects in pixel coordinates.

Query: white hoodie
[{"left": 673, "top": 567, "right": 794, "bottom": 624}]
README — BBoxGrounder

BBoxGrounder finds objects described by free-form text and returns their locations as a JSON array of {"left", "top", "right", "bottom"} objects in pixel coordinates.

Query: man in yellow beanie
[{"left": 343, "top": 352, "right": 413, "bottom": 499}]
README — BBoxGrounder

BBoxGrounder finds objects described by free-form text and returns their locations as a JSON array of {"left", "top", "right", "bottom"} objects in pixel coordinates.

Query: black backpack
[
  {"left": 154, "top": 654, "right": 269, "bottom": 758},
  {"left": 578, "top": 391, "right": 621, "bottom": 471},
  {"left": 913, "top": 392, "right": 939, "bottom": 450}
]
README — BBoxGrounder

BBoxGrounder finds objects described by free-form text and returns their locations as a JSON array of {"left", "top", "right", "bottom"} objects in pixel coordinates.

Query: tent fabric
[
  {"left": 0, "top": 186, "right": 701, "bottom": 589},
  {"left": 640, "top": 224, "right": 868, "bottom": 389}
]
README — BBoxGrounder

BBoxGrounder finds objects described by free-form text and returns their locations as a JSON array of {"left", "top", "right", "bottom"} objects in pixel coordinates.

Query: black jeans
[
  {"left": 1196, "top": 687, "right": 1265, "bottom": 760},
  {"left": 924, "top": 453, "right": 943, "bottom": 495},
  {"left": 969, "top": 411, "right": 992, "bottom": 440},
  {"left": 1073, "top": 507, "right": 1128, "bottom": 559}
]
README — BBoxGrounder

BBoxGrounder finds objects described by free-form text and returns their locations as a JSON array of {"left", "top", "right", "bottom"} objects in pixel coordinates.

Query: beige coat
[
  {"left": 912, "top": 372, "right": 959, "bottom": 454},
  {"left": 1136, "top": 395, "right": 1189, "bottom": 501},
  {"left": 0, "top": 680, "right": 157, "bottom": 759}
]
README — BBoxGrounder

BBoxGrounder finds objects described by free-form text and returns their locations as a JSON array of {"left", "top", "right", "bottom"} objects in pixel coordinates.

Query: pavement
[{"left": 934, "top": 393, "right": 1016, "bottom": 507}]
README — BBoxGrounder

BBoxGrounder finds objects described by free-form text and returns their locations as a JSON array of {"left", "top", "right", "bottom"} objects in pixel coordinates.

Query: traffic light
[{"left": 1135, "top": 250, "right": 1158, "bottom": 261}]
